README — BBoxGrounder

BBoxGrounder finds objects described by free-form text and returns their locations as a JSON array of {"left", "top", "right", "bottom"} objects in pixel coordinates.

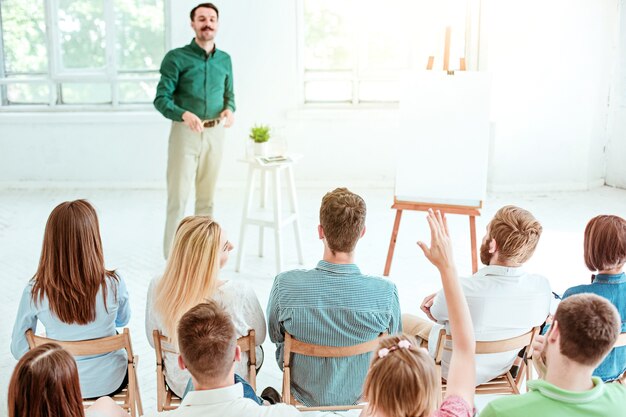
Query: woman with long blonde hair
[
  {"left": 10, "top": 199, "right": 131, "bottom": 399},
  {"left": 146, "top": 216, "right": 266, "bottom": 397}
]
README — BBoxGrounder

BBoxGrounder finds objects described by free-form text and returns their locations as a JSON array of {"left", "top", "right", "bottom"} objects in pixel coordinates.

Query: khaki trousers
[
  {"left": 163, "top": 121, "right": 225, "bottom": 258},
  {"left": 402, "top": 314, "right": 435, "bottom": 348}
]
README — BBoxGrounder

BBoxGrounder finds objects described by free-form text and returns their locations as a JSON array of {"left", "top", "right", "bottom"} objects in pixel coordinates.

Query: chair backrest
[
  {"left": 153, "top": 329, "right": 257, "bottom": 412},
  {"left": 282, "top": 331, "right": 384, "bottom": 411},
  {"left": 25, "top": 328, "right": 142, "bottom": 417},
  {"left": 434, "top": 326, "right": 540, "bottom": 395}
]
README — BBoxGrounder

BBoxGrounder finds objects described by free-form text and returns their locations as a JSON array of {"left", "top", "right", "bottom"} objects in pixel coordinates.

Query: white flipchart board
[{"left": 396, "top": 72, "right": 491, "bottom": 207}]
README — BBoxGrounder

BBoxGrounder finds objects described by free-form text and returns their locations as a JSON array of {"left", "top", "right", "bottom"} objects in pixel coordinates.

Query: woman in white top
[{"left": 145, "top": 216, "right": 266, "bottom": 397}]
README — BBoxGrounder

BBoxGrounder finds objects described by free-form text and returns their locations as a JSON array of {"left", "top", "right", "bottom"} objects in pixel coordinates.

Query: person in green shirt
[
  {"left": 154, "top": 2, "right": 236, "bottom": 259},
  {"left": 480, "top": 293, "right": 626, "bottom": 417}
]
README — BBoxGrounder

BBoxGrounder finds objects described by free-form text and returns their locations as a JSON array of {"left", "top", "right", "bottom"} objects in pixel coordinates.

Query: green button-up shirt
[{"left": 154, "top": 39, "right": 236, "bottom": 121}]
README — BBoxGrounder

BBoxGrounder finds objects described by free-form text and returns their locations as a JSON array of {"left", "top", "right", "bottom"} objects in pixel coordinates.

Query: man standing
[
  {"left": 267, "top": 188, "right": 401, "bottom": 407},
  {"left": 155, "top": 3, "right": 235, "bottom": 258}
]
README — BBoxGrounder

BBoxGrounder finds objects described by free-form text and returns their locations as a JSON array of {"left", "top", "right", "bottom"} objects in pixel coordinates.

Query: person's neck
[
  {"left": 598, "top": 267, "right": 624, "bottom": 275},
  {"left": 194, "top": 38, "right": 215, "bottom": 54},
  {"left": 544, "top": 357, "right": 596, "bottom": 392},
  {"left": 192, "top": 372, "right": 233, "bottom": 392},
  {"left": 489, "top": 257, "right": 522, "bottom": 268},
  {"left": 322, "top": 246, "right": 355, "bottom": 264}
]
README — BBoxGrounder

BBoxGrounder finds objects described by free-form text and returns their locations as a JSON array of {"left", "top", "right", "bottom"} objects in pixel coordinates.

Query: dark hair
[
  {"left": 31, "top": 199, "right": 118, "bottom": 325},
  {"left": 553, "top": 293, "right": 620, "bottom": 366},
  {"left": 190, "top": 3, "right": 219, "bottom": 20},
  {"left": 177, "top": 301, "right": 236, "bottom": 384},
  {"left": 584, "top": 215, "right": 626, "bottom": 272},
  {"left": 319, "top": 188, "right": 366, "bottom": 254},
  {"left": 8, "top": 343, "right": 85, "bottom": 417}
]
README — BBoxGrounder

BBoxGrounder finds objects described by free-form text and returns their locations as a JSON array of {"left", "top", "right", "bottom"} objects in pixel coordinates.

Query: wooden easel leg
[
  {"left": 384, "top": 210, "right": 403, "bottom": 276},
  {"left": 470, "top": 215, "right": 478, "bottom": 273}
]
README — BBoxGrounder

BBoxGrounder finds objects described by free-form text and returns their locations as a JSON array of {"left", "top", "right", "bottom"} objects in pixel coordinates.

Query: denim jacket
[{"left": 562, "top": 272, "right": 626, "bottom": 381}]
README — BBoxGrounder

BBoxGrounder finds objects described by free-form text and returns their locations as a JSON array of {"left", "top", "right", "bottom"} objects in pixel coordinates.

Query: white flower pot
[{"left": 254, "top": 142, "right": 269, "bottom": 156}]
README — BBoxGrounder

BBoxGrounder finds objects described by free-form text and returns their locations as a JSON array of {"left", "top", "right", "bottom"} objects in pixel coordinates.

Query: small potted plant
[{"left": 249, "top": 124, "right": 271, "bottom": 156}]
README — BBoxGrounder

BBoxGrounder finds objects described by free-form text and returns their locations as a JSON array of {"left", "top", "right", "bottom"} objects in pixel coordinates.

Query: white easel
[{"left": 235, "top": 156, "right": 304, "bottom": 275}]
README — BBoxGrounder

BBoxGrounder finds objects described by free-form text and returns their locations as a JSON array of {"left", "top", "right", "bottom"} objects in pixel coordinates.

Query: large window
[
  {"left": 302, "top": 0, "right": 480, "bottom": 105},
  {"left": 0, "top": 0, "right": 166, "bottom": 108}
]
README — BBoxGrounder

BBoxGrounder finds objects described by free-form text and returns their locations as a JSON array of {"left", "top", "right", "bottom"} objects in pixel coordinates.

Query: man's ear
[
  {"left": 234, "top": 345, "right": 242, "bottom": 363},
  {"left": 318, "top": 225, "right": 324, "bottom": 240},
  {"left": 360, "top": 225, "right": 366, "bottom": 238},
  {"left": 489, "top": 238, "right": 497, "bottom": 254},
  {"left": 178, "top": 354, "right": 187, "bottom": 371},
  {"left": 548, "top": 320, "right": 560, "bottom": 343}
]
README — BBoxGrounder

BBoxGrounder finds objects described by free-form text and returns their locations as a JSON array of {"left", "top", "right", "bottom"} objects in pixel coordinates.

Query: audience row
[{"left": 8, "top": 188, "right": 626, "bottom": 417}]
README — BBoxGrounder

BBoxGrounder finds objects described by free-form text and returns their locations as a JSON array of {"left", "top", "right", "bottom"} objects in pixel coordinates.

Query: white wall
[
  {"left": 0, "top": 0, "right": 622, "bottom": 191},
  {"left": 607, "top": 0, "right": 626, "bottom": 188}
]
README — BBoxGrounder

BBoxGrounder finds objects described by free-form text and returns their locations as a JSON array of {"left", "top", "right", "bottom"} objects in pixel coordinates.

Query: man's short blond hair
[{"left": 489, "top": 205, "right": 542, "bottom": 264}]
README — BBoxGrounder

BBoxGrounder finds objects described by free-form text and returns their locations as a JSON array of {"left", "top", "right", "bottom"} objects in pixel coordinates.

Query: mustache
[{"left": 202, "top": 26, "right": 214, "bottom": 31}]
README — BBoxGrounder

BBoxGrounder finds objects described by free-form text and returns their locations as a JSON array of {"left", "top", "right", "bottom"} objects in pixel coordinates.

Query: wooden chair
[
  {"left": 434, "top": 327, "right": 540, "bottom": 398},
  {"left": 281, "top": 331, "right": 383, "bottom": 412},
  {"left": 153, "top": 329, "right": 257, "bottom": 411},
  {"left": 25, "top": 328, "right": 143, "bottom": 417}
]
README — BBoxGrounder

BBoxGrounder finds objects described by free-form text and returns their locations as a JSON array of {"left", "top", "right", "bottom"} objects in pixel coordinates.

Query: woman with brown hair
[
  {"left": 10, "top": 199, "right": 131, "bottom": 398},
  {"left": 8, "top": 343, "right": 127, "bottom": 417},
  {"left": 558, "top": 214, "right": 626, "bottom": 382}
]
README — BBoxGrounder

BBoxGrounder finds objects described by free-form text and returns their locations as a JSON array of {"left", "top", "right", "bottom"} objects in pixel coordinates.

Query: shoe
[{"left": 260, "top": 386, "right": 282, "bottom": 404}]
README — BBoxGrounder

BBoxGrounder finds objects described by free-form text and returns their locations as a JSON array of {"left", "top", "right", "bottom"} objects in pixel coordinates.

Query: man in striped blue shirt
[{"left": 267, "top": 188, "right": 401, "bottom": 407}]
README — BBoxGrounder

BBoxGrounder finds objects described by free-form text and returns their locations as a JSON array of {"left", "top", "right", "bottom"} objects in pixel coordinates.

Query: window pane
[
  {"left": 304, "top": 0, "right": 354, "bottom": 70},
  {"left": 61, "top": 83, "right": 111, "bottom": 103},
  {"left": 0, "top": 0, "right": 48, "bottom": 73},
  {"left": 304, "top": 80, "right": 352, "bottom": 103},
  {"left": 357, "top": 0, "right": 411, "bottom": 71},
  {"left": 58, "top": 0, "right": 106, "bottom": 70},
  {"left": 114, "top": 0, "right": 165, "bottom": 71},
  {"left": 118, "top": 80, "right": 157, "bottom": 103},
  {"left": 6, "top": 83, "right": 50, "bottom": 104},
  {"left": 359, "top": 80, "right": 400, "bottom": 102}
]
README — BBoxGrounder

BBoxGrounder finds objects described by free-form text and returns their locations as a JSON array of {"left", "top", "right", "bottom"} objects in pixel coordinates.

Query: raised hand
[{"left": 417, "top": 209, "right": 454, "bottom": 272}]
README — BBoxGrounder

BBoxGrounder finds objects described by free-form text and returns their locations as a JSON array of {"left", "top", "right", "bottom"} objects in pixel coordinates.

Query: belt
[{"left": 202, "top": 118, "right": 221, "bottom": 128}]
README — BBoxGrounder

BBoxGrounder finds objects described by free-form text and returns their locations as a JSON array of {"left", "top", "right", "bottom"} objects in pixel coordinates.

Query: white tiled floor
[{"left": 0, "top": 185, "right": 625, "bottom": 415}]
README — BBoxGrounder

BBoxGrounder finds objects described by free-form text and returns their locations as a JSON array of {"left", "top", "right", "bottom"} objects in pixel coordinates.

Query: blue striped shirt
[{"left": 267, "top": 261, "right": 401, "bottom": 407}]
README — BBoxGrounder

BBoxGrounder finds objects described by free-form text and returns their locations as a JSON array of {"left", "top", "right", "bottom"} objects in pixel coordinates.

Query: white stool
[{"left": 235, "top": 156, "right": 304, "bottom": 275}]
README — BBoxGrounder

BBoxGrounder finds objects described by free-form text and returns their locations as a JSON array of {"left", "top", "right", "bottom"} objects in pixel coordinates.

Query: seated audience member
[
  {"left": 146, "top": 216, "right": 266, "bottom": 398},
  {"left": 480, "top": 293, "right": 626, "bottom": 417},
  {"left": 267, "top": 188, "right": 401, "bottom": 407},
  {"left": 8, "top": 343, "right": 127, "bottom": 417},
  {"left": 362, "top": 209, "right": 475, "bottom": 417},
  {"left": 10, "top": 200, "right": 130, "bottom": 398},
  {"left": 144, "top": 301, "right": 299, "bottom": 417},
  {"left": 404, "top": 205, "right": 552, "bottom": 384},
  {"left": 558, "top": 214, "right": 626, "bottom": 381}
]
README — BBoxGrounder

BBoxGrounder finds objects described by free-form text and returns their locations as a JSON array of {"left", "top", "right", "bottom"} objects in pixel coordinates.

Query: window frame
[
  {"left": 0, "top": 0, "right": 170, "bottom": 111},
  {"left": 297, "top": 0, "right": 483, "bottom": 107}
]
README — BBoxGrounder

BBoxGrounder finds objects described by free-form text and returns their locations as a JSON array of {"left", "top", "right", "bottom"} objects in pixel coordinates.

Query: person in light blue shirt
[
  {"left": 558, "top": 214, "right": 626, "bottom": 381},
  {"left": 267, "top": 188, "right": 401, "bottom": 407},
  {"left": 10, "top": 200, "right": 131, "bottom": 399}
]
